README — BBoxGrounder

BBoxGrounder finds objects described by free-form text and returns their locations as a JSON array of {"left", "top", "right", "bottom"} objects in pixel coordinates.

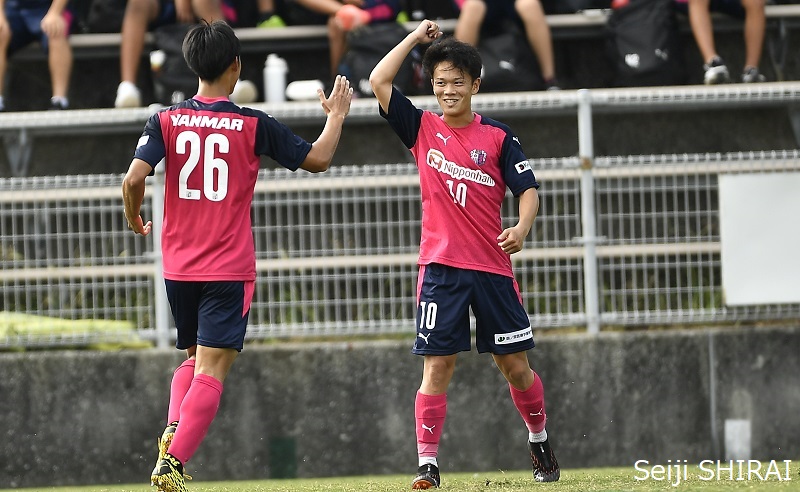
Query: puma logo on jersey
[
  {"left": 529, "top": 408, "right": 544, "bottom": 417},
  {"left": 435, "top": 132, "right": 452, "bottom": 145},
  {"left": 417, "top": 333, "right": 431, "bottom": 344},
  {"left": 421, "top": 423, "right": 436, "bottom": 434}
]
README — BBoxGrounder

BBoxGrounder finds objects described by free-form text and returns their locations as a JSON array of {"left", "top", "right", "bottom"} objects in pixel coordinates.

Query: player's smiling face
[{"left": 431, "top": 62, "right": 480, "bottom": 126}]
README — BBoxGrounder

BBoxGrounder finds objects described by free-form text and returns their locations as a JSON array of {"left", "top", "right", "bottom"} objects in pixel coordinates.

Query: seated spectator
[
  {"left": 114, "top": 0, "right": 249, "bottom": 107},
  {"left": 0, "top": 0, "right": 73, "bottom": 110},
  {"left": 677, "top": 0, "right": 766, "bottom": 84},
  {"left": 255, "top": 0, "right": 400, "bottom": 78},
  {"left": 453, "top": 0, "right": 559, "bottom": 90}
]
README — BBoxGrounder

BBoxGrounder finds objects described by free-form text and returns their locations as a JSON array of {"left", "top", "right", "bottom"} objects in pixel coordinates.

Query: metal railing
[{"left": 2, "top": 85, "right": 800, "bottom": 347}]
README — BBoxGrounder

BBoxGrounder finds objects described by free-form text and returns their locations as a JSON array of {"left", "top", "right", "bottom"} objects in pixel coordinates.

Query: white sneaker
[
  {"left": 115, "top": 81, "right": 142, "bottom": 108},
  {"left": 230, "top": 79, "right": 258, "bottom": 104}
]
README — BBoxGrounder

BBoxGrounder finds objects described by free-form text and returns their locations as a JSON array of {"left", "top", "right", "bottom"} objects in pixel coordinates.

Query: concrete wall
[{"left": 1, "top": 325, "right": 798, "bottom": 488}]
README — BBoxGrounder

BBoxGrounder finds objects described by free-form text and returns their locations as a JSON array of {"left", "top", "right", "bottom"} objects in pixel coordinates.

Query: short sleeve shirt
[
  {"left": 379, "top": 88, "right": 539, "bottom": 277},
  {"left": 134, "top": 96, "right": 312, "bottom": 281}
]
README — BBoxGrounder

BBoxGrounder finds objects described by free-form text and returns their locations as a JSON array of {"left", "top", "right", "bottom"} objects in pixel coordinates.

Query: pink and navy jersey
[
  {"left": 380, "top": 88, "right": 539, "bottom": 277},
  {"left": 134, "top": 95, "right": 312, "bottom": 281}
]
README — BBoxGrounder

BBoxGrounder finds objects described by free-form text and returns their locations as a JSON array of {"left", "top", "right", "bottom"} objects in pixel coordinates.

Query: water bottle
[{"left": 263, "top": 54, "right": 288, "bottom": 103}]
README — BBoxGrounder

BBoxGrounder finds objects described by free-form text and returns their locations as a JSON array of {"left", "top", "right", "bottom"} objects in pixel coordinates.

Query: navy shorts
[
  {"left": 412, "top": 263, "right": 535, "bottom": 356},
  {"left": 164, "top": 280, "right": 253, "bottom": 351},
  {"left": 5, "top": 0, "right": 73, "bottom": 54}
]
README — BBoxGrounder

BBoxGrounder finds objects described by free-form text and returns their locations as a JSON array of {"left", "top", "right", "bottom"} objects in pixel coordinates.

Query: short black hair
[
  {"left": 182, "top": 20, "right": 241, "bottom": 82},
  {"left": 422, "top": 36, "right": 482, "bottom": 82}
]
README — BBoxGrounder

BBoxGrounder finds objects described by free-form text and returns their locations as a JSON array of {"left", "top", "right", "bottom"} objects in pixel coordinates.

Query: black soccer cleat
[
  {"left": 411, "top": 463, "right": 441, "bottom": 489},
  {"left": 529, "top": 439, "right": 560, "bottom": 482}
]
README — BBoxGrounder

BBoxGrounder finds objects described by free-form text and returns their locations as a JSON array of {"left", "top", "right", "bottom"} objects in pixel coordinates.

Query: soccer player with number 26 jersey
[
  {"left": 370, "top": 20, "right": 559, "bottom": 489},
  {"left": 122, "top": 20, "right": 352, "bottom": 492}
]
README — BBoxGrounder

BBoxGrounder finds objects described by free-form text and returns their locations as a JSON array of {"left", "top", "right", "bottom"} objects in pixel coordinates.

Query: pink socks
[
  {"left": 167, "top": 359, "right": 195, "bottom": 424},
  {"left": 509, "top": 370, "right": 547, "bottom": 434},
  {"left": 168, "top": 374, "right": 223, "bottom": 464},
  {"left": 415, "top": 391, "right": 447, "bottom": 458}
]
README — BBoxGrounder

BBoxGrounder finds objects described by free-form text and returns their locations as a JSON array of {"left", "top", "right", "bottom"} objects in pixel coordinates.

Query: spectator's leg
[
  {"left": 47, "top": 35, "right": 71, "bottom": 100},
  {"left": 192, "top": 0, "right": 225, "bottom": 23},
  {"left": 454, "top": 0, "right": 486, "bottom": 46},
  {"left": 687, "top": 0, "right": 717, "bottom": 63},
  {"left": 514, "top": 0, "right": 555, "bottom": 83},
  {"left": 295, "top": 0, "right": 342, "bottom": 17},
  {"left": 740, "top": 0, "right": 765, "bottom": 69},
  {"left": 0, "top": 21, "right": 10, "bottom": 108},
  {"left": 327, "top": 14, "right": 345, "bottom": 76},
  {"left": 119, "top": 0, "right": 159, "bottom": 84}
]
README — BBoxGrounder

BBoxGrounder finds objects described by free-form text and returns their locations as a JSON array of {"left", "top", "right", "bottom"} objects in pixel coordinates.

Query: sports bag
[
  {"left": 152, "top": 24, "right": 199, "bottom": 105},
  {"left": 339, "top": 22, "right": 414, "bottom": 97},
  {"left": 605, "top": 0, "right": 685, "bottom": 87},
  {"left": 477, "top": 20, "right": 540, "bottom": 92}
]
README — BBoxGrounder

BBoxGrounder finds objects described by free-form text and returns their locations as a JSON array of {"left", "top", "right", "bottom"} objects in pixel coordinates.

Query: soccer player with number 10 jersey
[{"left": 370, "top": 20, "right": 559, "bottom": 489}]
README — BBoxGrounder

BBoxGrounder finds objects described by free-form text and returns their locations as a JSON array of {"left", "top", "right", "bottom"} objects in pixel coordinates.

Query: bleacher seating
[{"left": 1, "top": 6, "right": 800, "bottom": 178}]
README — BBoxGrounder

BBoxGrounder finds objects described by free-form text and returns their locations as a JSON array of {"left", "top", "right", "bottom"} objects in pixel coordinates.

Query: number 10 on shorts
[{"left": 419, "top": 301, "right": 438, "bottom": 330}]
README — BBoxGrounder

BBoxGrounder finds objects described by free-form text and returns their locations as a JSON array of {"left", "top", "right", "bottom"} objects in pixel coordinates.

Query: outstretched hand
[
  {"left": 412, "top": 19, "right": 442, "bottom": 45},
  {"left": 318, "top": 75, "right": 353, "bottom": 118}
]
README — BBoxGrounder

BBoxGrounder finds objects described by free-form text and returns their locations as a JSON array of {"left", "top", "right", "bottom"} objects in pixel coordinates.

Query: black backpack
[
  {"left": 605, "top": 0, "right": 686, "bottom": 87},
  {"left": 85, "top": 0, "right": 127, "bottom": 33},
  {"left": 152, "top": 24, "right": 198, "bottom": 105},
  {"left": 339, "top": 22, "right": 414, "bottom": 97},
  {"left": 477, "top": 20, "right": 541, "bottom": 92}
]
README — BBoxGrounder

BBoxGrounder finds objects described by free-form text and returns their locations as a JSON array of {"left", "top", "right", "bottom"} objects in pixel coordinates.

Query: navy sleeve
[
  {"left": 378, "top": 87, "right": 423, "bottom": 149},
  {"left": 133, "top": 112, "right": 166, "bottom": 170},
  {"left": 498, "top": 125, "right": 539, "bottom": 197},
  {"left": 253, "top": 110, "right": 312, "bottom": 171}
]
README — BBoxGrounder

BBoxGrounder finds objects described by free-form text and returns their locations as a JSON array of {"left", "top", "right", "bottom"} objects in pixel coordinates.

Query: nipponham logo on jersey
[
  {"left": 495, "top": 326, "right": 532, "bottom": 345},
  {"left": 515, "top": 160, "right": 532, "bottom": 174},
  {"left": 170, "top": 114, "right": 244, "bottom": 131},
  {"left": 426, "top": 149, "right": 495, "bottom": 187},
  {"left": 137, "top": 135, "right": 149, "bottom": 148}
]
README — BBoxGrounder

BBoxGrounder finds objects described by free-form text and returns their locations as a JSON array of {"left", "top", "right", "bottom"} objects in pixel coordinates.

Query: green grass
[{"left": 6, "top": 465, "right": 798, "bottom": 492}]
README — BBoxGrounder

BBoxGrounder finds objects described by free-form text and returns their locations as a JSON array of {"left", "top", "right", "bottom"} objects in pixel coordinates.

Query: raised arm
[
  {"left": 369, "top": 19, "right": 441, "bottom": 114},
  {"left": 300, "top": 74, "right": 353, "bottom": 173}
]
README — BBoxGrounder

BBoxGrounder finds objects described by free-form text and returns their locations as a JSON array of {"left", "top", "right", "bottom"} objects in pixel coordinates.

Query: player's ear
[{"left": 472, "top": 77, "right": 480, "bottom": 94}]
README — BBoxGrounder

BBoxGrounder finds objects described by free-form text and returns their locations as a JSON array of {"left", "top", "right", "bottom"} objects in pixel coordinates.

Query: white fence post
[
  {"left": 150, "top": 161, "right": 171, "bottom": 349},
  {"left": 577, "top": 89, "right": 600, "bottom": 334}
]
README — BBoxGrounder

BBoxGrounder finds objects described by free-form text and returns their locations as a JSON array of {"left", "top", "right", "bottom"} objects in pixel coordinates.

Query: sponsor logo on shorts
[{"left": 495, "top": 326, "right": 533, "bottom": 345}]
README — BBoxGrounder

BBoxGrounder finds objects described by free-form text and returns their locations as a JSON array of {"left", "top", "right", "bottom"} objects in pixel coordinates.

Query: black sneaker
[
  {"left": 741, "top": 67, "right": 766, "bottom": 83},
  {"left": 49, "top": 99, "right": 68, "bottom": 110},
  {"left": 529, "top": 439, "right": 560, "bottom": 482},
  {"left": 703, "top": 57, "right": 730, "bottom": 85},
  {"left": 151, "top": 453, "right": 189, "bottom": 492},
  {"left": 411, "top": 463, "right": 440, "bottom": 489}
]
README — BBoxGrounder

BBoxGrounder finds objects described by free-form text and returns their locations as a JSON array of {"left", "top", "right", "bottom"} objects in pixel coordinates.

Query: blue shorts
[
  {"left": 5, "top": 0, "right": 73, "bottom": 54},
  {"left": 412, "top": 263, "right": 535, "bottom": 356},
  {"left": 164, "top": 280, "right": 253, "bottom": 351}
]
